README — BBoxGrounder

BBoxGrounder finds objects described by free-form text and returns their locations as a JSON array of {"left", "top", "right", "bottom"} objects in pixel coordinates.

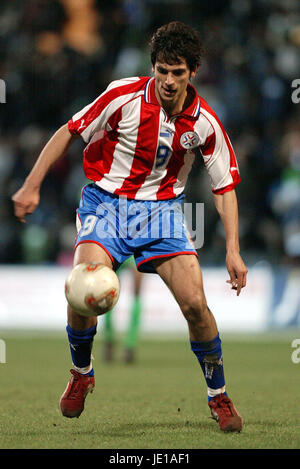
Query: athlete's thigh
[
  {"left": 73, "top": 242, "right": 113, "bottom": 269},
  {"left": 153, "top": 254, "right": 206, "bottom": 310},
  {"left": 68, "top": 242, "right": 113, "bottom": 329}
]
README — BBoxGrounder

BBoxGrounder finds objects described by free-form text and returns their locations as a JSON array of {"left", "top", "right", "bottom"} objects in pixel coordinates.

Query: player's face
[{"left": 153, "top": 59, "right": 196, "bottom": 112}]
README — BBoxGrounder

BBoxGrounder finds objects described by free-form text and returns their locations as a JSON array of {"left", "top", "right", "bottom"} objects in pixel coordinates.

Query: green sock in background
[{"left": 125, "top": 296, "right": 142, "bottom": 349}]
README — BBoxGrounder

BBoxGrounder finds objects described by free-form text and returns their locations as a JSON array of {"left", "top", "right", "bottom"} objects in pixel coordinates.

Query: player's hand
[
  {"left": 12, "top": 183, "right": 40, "bottom": 223},
  {"left": 225, "top": 251, "right": 248, "bottom": 296}
]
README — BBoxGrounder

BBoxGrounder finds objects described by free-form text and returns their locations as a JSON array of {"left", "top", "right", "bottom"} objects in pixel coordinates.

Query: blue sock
[
  {"left": 66, "top": 324, "right": 97, "bottom": 376},
  {"left": 190, "top": 333, "right": 227, "bottom": 401}
]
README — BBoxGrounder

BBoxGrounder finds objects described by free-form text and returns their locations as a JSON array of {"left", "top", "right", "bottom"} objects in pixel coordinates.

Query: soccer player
[{"left": 12, "top": 21, "right": 248, "bottom": 432}]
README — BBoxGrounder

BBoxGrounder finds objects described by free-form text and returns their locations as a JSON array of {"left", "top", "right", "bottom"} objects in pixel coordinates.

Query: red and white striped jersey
[{"left": 68, "top": 76, "right": 240, "bottom": 200}]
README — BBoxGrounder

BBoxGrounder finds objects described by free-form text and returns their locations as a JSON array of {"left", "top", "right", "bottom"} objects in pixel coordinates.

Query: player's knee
[
  {"left": 180, "top": 294, "right": 210, "bottom": 328},
  {"left": 67, "top": 304, "right": 97, "bottom": 330}
]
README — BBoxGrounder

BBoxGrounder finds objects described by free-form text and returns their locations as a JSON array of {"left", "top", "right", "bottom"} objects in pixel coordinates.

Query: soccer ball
[{"left": 65, "top": 263, "right": 120, "bottom": 317}]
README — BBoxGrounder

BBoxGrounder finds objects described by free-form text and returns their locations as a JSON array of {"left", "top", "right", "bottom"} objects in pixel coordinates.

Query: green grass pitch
[{"left": 0, "top": 331, "right": 299, "bottom": 449}]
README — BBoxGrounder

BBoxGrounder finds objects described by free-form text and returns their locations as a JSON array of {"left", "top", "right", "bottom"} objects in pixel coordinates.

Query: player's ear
[{"left": 190, "top": 66, "right": 198, "bottom": 79}]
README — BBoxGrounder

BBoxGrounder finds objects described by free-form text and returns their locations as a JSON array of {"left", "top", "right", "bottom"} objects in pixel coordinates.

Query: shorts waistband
[{"left": 91, "top": 183, "right": 185, "bottom": 203}]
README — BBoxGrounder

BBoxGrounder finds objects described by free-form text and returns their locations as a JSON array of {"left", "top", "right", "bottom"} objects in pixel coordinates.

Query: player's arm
[
  {"left": 213, "top": 189, "right": 248, "bottom": 296},
  {"left": 12, "top": 124, "right": 79, "bottom": 223}
]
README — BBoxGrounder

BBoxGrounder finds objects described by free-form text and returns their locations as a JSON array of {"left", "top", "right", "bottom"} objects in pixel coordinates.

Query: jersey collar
[{"left": 144, "top": 77, "right": 201, "bottom": 119}]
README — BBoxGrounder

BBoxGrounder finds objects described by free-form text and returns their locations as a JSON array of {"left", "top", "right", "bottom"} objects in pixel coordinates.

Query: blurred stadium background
[{"left": 0, "top": 0, "right": 300, "bottom": 334}]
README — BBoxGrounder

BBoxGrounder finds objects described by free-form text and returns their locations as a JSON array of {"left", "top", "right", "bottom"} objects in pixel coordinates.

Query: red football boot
[
  {"left": 208, "top": 393, "right": 243, "bottom": 432},
  {"left": 60, "top": 369, "right": 95, "bottom": 418}
]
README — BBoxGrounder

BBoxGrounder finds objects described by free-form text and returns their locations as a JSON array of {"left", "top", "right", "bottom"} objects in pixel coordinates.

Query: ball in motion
[{"left": 65, "top": 263, "right": 120, "bottom": 317}]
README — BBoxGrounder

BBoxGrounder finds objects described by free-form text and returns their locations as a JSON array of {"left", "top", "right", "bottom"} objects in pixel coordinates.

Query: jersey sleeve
[
  {"left": 68, "top": 77, "right": 142, "bottom": 143},
  {"left": 198, "top": 104, "right": 241, "bottom": 194}
]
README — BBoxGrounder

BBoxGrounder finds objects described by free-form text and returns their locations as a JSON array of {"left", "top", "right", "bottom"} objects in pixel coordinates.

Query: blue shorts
[{"left": 75, "top": 184, "right": 197, "bottom": 274}]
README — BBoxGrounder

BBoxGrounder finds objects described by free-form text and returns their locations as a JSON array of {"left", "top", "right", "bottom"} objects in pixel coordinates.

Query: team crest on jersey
[{"left": 180, "top": 131, "right": 200, "bottom": 149}]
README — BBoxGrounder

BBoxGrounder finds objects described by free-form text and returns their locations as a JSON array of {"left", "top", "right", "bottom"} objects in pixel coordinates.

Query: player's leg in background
[
  {"left": 123, "top": 266, "right": 143, "bottom": 363},
  {"left": 102, "top": 256, "right": 143, "bottom": 363},
  {"left": 102, "top": 261, "right": 125, "bottom": 363},
  {"left": 102, "top": 309, "right": 114, "bottom": 361}
]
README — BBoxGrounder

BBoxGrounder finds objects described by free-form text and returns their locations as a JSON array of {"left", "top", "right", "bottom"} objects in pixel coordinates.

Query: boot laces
[
  {"left": 211, "top": 395, "right": 234, "bottom": 417},
  {"left": 67, "top": 370, "right": 86, "bottom": 400}
]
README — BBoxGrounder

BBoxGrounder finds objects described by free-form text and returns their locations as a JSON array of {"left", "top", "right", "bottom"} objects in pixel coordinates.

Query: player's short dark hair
[{"left": 150, "top": 21, "right": 204, "bottom": 72}]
